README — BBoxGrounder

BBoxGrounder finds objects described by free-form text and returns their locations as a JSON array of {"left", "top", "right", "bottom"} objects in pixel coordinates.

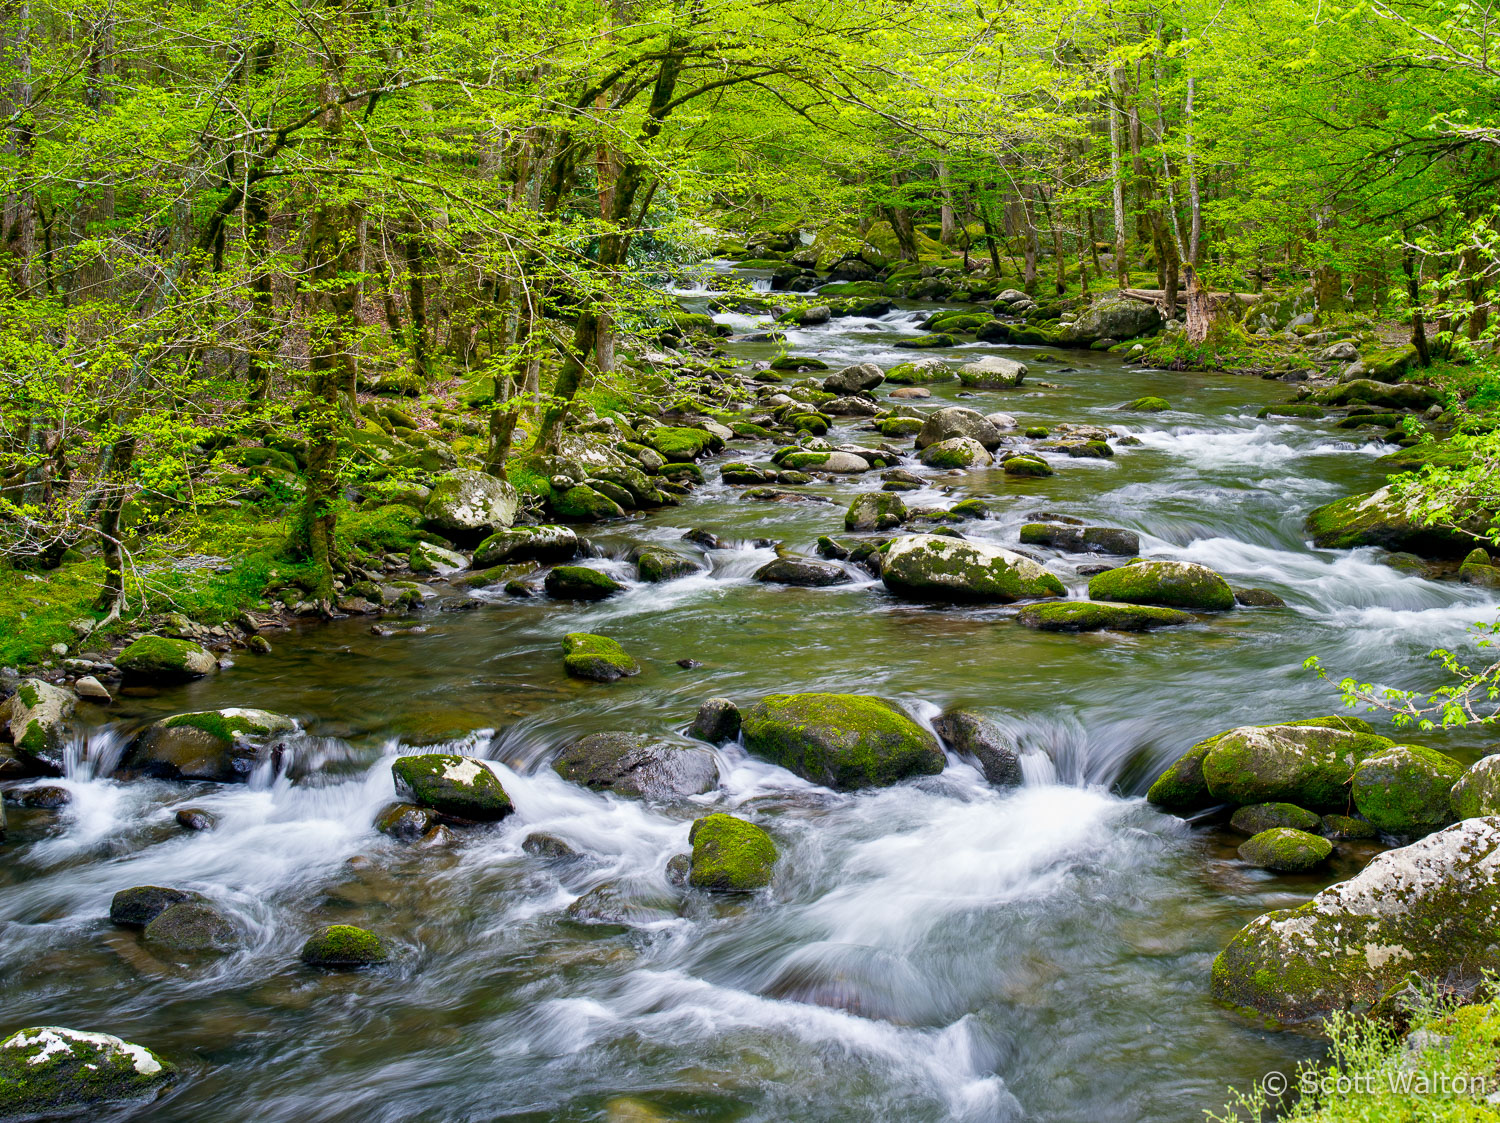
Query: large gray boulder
[
  {"left": 822, "top": 363, "right": 884, "bottom": 395},
  {"left": 4, "top": 679, "right": 77, "bottom": 772},
  {"left": 914, "top": 407, "right": 1002, "bottom": 450},
  {"left": 115, "top": 636, "right": 217, "bottom": 683},
  {"left": 882, "top": 534, "right": 1066, "bottom": 603},
  {"left": 553, "top": 732, "right": 718, "bottom": 799},
  {"left": 423, "top": 469, "right": 518, "bottom": 541},
  {"left": 1452, "top": 755, "right": 1500, "bottom": 818},
  {"left": 1212, "top": 817, "right": 1500, "bottom": 1024},
  {"left": 1059, "top": 294, "right": 1163, "bottom": 345},
  {"left": 128, "top": 708, "right": 298, "bottom": 783},
  {"left": 957, "top": 357, "right": 1027, "bottom": 388},
  {"left": 473, "top": 525, "right": 577, "bottom": 567}
]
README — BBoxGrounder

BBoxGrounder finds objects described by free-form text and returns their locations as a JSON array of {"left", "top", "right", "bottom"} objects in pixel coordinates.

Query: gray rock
[
  {"left": 823, "top": 363, "right": 884, "bottom": 395},
  {"left": 689, "top": 698, "right": 741, "bottom": 744},
  {"left": 553, "top": 732, "right": 718, "bottom": 799},
  {"left": 5, "top": 678, "right": 77, "bottom": 772},
  {"left": 1059, "top": 294, "right": 1163, "bottom": 345},
  {"left": 915, "top": 407, "right": 1002, "bottom": 450},
  {"left": 754, "top": 557, "right": 853, "bottom": 587},
  {"left": 845, "top": 492, "right": 908, "bottom": 532},
  {"left": 933, "top": 710, "right": 1022, "bottom": 786},
  {"left": 958, "top": 356, "right": 1027, "bottom": 388},
  {"left": 473, "top": 525, "right": 578, "bottom": 567},
  {"left": 110, "top": 886, "right": 197, "bottom": 927},
  {"left": 423, "top": 469, "right": 519, "bottom": 542},
  {"left": 882, "top": 534, "right": 1066, "bottom": 603},
  {"left": 143, "top": 902, "right": 236, "bottom": 952},
  {"left": 128, "top": 708, "right": 297, "bottom": 783}
]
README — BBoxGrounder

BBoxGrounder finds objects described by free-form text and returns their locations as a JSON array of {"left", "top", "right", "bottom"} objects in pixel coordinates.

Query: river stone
[
  {"left": 920, "top": 436, "right": 992, "bottom": 469},
  {"left": 1238, "top": 827, "right": 1333, "bottom": 872},
  {"left": 1234, "top": 587, "right": 1287, "bottom": 607},
  {"left": 6, "top": 678, "right": 76, "bottom": 771},
  {"left": 1002, "top": 455, "right": 1053, "bottom": 477},
  {"left": 823, "top": 363, "right": 884, "bottom": 394},
  {"left": 391, "top": 753, "right": 513, "bottom": 821},
  {"left": 301, "top": 924, "right": 389, "bottom": 968},
  {"left": 1311, "top": 378, "right": 1438, "bottom": 411},
  {"left": 640, "top": 425, "right": 718, "bottom": 462},
  {"left": 115, "top": 636, "right": 217, "bottom": 683},
  {"left": 1120, "top": 396, "right": 1170, "bottom": 412},
  {"left": 553, "top": 732, "right": 718, "bottom": 799},
  {"left": 689, "top": 698, "right": 741, "bottom": 744},
  {"left": 129, "top": 708, "right": 297, "bottom": 783},
  {"left": 1451, "top": 755, "right": 1500, "bottom": 818},
  {"left": 175, "top": 808, "right": 215, "bottom": 831},
  {"left": 688, "top": 813, "right": 778, "bottom": 891},
  {"left": 957, "top": 356, "right": 1027, "bottom": 389},
  {"left": 741, "top": 693, "right": 945, "bottom": 789},
  {"left": 634, "top": 546, "right": 698, "bottom": 583},
  {"left": 1229, "top": 802, "right": 1323, "bottom": 835},
  {"left": 1019, "top": 523, "right": 1140, "bottom": 556},
  {"left": 882, "top": 533, "right": 1066, "bottom": 603},
  {"left": 1059, "top": 293, "right": 1163, "bottom": 345},
  {"left": 473, "top": 524, "right": 577, "bottom": 567},
  {"left": 422, "top": 469, "right": 518, "bottom": 541},
  {"left": 1210, "top": 817, "right": 1500, "bottom": 1025},
  {"left": 562, "top": 633, "right": 641, "bottom": 682},
  {"left": 110, "top": 885, "right": 197, "bottom": 927},
  {"left": 933, "top": 709, "right": 1021, "bottom": 786},
  {"left": 18, "top": 785, "right": 69, "bottom": 809},
  {"left": 1351, "top": 744, "right": 1463, "bottom": 834},
  {"left": 1202, "top": 722, "right": 1395, "bottom": 812},
  {"left": 522, "top": 832, "right": 580, "bottom": 860},
  {"left": 915, "top": 407, "right": 1002, "bottom": 450},
  {"left": 409, "top": 540, "right": 468, "bottom": 574},
  {"left": 545, "top": 565, "right": 625, "bottom": 600},
  {"left": 1305, "top": 485, "right": 1492, "bottom": 558},
  {"left": 1086, "top": 560, "right": 1235, "bottom": 611},
  {"left": 754, "top": 557, "right": 853, "bottom": 587},
  {"left": 884, "top": 358, "right": 953, "bottom": 385},
  {"left": 1146, "top": 716, "right": 1379, "bottom": 814},
  {"left": 553, "top": 483, "right": 625, "bottom": 521},
  {"left": 1321, "top": 813, "right": 1380, "bottom": 840},
  {"left": 1017, "top": 601, "right": 1193, "bottom": 632},
  {"left": 143, "top": 902, "right": 237, "bottom": 952},
  {"left": 0, "top": 1027, "right": 172, "bottom": 1116},
  {"left": 845, "top": 492, "right": 907, "bottom": 532},
  {"left": 374, "top": 801, "right": 442, "bottom": 840}
]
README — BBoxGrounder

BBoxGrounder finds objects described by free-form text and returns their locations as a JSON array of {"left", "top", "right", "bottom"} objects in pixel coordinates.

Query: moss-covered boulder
[
  {"left": 422, "top": 469, "right": 518, "bottom": 541},
  {"left": 128, "top": 708, "right": 297, "bottom": 783},
  {"left": 687, "top": 813, "right": 777, "bottom": 892},
  {"left": 1086, "top": 560, "right": 1235, "bottom": 611},
  {"left": 109, "top": 886, "right": 196, "bottom": 927},
  {"left": 1451, "top": 755, "right": 1500, "bottom": 819},
  {"left": 740, "top": 693, "right": 945, "bottom": 789},
  {"left": 0, "top": 1027, "right": 172, "bottom": 1116},
  {"left": 143, "top": 901, "right": 237, "bottom": 952},
  {"left": 551, "top": 483, "right": 625, "bottom": 522},
  {"left": 1002, "top": 454, "right": 1053, "bottom": 477},
  {"left": 893, "top": 333, "right": 956, "bottom": 350},
  {"left": 882, "top": 533, "right": 1065, "bottom": 603},
  {"left": 634, "top": 546, "right": 698, "bottom": 583},
  {"left": 1229, "top": 802, "right": 1322, "bottom": 835},
  {"left": 920, "top": 436, "right": 992, "bottom": 469},
  {"left": 473, "top": 524, "right": 578, "bottom": 567},
  {"left": 883, "top": 359, "right": 953, "bottom": 385},
  {"left": 876, "top": 416, "right": 924, "bottom": 437},
  {"left": 562, "top": 633, "right": 641, "bottom": 683},
  {"left": 553, "top": 731, "right": 718, "bottom": 799},
  {"left": 1237, "top": 827, "right": 1333, "bottom": 872},
  {"left": 1211, "top": 817, "right": 1500, "bottom": 1025},
  {"left": 1147, "top": 716, "right": 1377, "bottom": 814},
  {"left": 640, "top": 426, "right": 718, "bottom": 463},
  {"left": 545, "top": 565, "right": 625, "bottom": 600},
  {"left": 391, "top": 753, "right": 513, "bottom": 821},
  {"left": 1019, "top": 523, "right": 1140, "bottom": 556},
  {"left": 1310, "top": 378, "right": 1438, "bottom": 410},
  {"left": 1120, "top": 396, "right": 1170, "bottom": 412},
  {"left": 1017, "top": 601, "right": 1193, "bottom": 632},
  {"left": 1351, "top": 743, "right": 1464, "bottom": 834},
  {"left": 1458, "top": 548, "right": 1500, "bottom": 588},
  {"left": 301, "top": 924, "right": 389, "bottom": 968},
  {"left": 1306, "top": 486, "right": 1492, "bottom": 558},
  {"left": 115, "top": 636, "right": 217, "bottom": 683},
  {"left": 845, "top": 492, "right": 908, "bottom": 532},
  {"left": 1202, "top": 722, "right": 1394, "bottom": 812},
  {"left": 957, "top": 356, "right": 1027, "bottom": 388},
  {"left": 5, "top": 678, "right": 76, "bottom": 771},
  {"left": 914, "top": 406, "right": 1001, "bottom": 450}
]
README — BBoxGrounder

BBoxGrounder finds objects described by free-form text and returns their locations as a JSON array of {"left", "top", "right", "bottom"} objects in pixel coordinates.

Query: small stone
[
  {"left": 74, "top": 675, "right": 111, "bottom": 701},
  {"left": 300, "top": 924, "right": 389, "bottom": 968},
  {"left": 544, "top": 565, "right": 625, "bottom": 600},
  {"left": 522, "top": 832, "right": 579, "bottom": 860},
  {"left": 1229, "top": 802, "right": 1322, "bottom": 835},
  {"left": 374, "top": 801, "right": 441, "bottom": 840},
  {"left": 687, "top": 813, "right": 778, "bottom": 892},
  {"left": 174, "top": 808, "right": 215, "bottom": 832},
  {"left": 689, "top": 698, "right": 740, "bottom": 744},
  {"left": 1234, "top": 587, "right": 1287, "bottom": 608},
  {"left": 18, "top": 785, "right": 71, "bottom": 809},
  {"left": 1237, "top": 827, "right": 1333, "bottom": 872}
]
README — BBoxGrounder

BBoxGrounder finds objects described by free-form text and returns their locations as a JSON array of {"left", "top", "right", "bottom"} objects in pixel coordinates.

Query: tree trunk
[
  {"left": 938, "top": 160, "right": 957, "bottom": 244},
  {"left": 1108, "top": 66, "right": 1130, "bottom": 287},
  {"left": 94, "top": 434, "right": 136, "bottom": 614},
  {"left": 404, "top": 233, "right": 430, "bottom": 375},
  {"left": 978, "top": 201, "right": 1003, "bottom": 276},
  {"left": 1404, "top": 243, "right": 1432, "bottom": 368},
  {"left": 1020, "top": 186, "right": 1039, "bottom": 294}
]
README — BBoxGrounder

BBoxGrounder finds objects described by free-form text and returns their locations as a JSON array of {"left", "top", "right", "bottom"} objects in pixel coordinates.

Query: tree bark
[{"left": 1108, "top": 66, "right": 1130, "bottom": 287}]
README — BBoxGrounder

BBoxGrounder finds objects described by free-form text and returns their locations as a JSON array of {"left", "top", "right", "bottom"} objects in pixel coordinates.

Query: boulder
[
  {"left": 422, "top": 469, "right": 518, "bottom": 541},
  {"left": 1451, "top": 755, "right": 1500, "bottom": 819},
  {"left": 1120, "top": 396, "right": 1170, "bottom": 412},
  {"left": 562, "top": 633, "right": 641, "bottom": 682},
  {"left": 115, "top": 636, "right": 217, "bottom": 683},
  {"left": 740, "top": 692, "right": 945, "bottom": 789},
  {"left": 883, "top": 359, "right": 953, "bottom": 385},
  {"left": 915, "top": 407, "right": 1002, "bottom": 450},
  {"left": 391, "top": 753, "right": 513, "bottom": 821},
  {"left": 473, "top": 525, "right": 578, "bottom": 567},
  {"left": 688, "top": 698, "right": 741, "bottom": 744},
  {"left": 634, "top": 546, "right": 698, "bottom": 583},
  {"left": 1321, "top": 813, "right": 1379, "bottom": 840},
  {"left": 1229, "top": 802, "right": 1323, "bottom": 835},
  {"left": 1211, "top": 817, "right": 1500, "bottom": 1025},
  {"left": 640, "top": 426, "right": 718, "bottom": 462},
  {"left": 408, "top": 540, "right": 468, "bottom": 573},
  {"left": 933, "top": 710, "right": 1021, "bottom": 786},
  {"left": 688, "top": 814, "right": 778, "bottom": 891},
  {"left": 1311, "top": 378, "right": 1438, "bottom": 411},
  {"left": 374, "top": 801, "right": 441, "bottom": 840},
  {"left": 1086, "top": 560, "right": 1234, "bottom": 611},
  {"left": 920, "top": 436, "right": 992, "bottom": 469},
  {"left": 5, "top": 679, "right": 76, "bottom": 771},
  {"left": 301, "top": 924, "right": 390, "bottom": 968},
  {"left": 128, "top": 708, "right": 297, "bottom": 783},
  {"left": 1237, "top": 827, "right": 1333, "bottom": 872},
  {"left": 1459, "top": 549, "right": 1500, "bottom": 588},
  {"left": 1234, "top": 587, "right": 1287, "bottom": 608},
  {"left": 957, "top": 357, "right": 1027, "bottom": 388},
  {"left": 754, "top": 557, "right": 853, "bottom": 587},
  {"left": 779, "top": 450, "right": 870, "bottom": 473},
  {"left": 1059, "top": 294, "right": 1164, "bottom": 345},
  {"left": 1306, "top": 486, "right": 1492, "bottom": 558},
  {"left": 552, "top": 483, "right": 625, "bottom": 521},
  {"left": 1017, "top": 601, "right": 1193, "bottom": 632},
  {"left": 822, "top": 363, "right": 884, "bottom": 394},
  {"left": 143, "top": 902, "right": 237, "bottom": 952},
  {"left": 0, "top": 1027, "right": 172, "bottom": 1115},
  {"left": 845, "top": 493, "right": 908, "bottom": 532},
  {"left": 110, "top": 886, "right": 196, "bottom": 927},
  {"left": 553, "top": 731, "right": 718, "bottom": 799},
  {"left": 881, "top": 533, "right": 1066, "bottom": 603},
  {"left": 1351, "top": 743, "right": 1464, "bottom": 834},
  {"left": 1002, "top": 455, "right": 1053, "bottom": 477},
  {"left": 1019, "top": 523, "right": 1140, "bottom": 556},
  {"left": 545, "top": 565, "right": 625, "bottom": 600},
  {"left": 1201, "top": 722, "right": 1394, "bottom": 812}
]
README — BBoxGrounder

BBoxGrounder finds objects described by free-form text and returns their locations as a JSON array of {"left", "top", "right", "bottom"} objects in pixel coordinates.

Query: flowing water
[{"left": 4, "top": 269, "right": 1498, "bottom": 1121}]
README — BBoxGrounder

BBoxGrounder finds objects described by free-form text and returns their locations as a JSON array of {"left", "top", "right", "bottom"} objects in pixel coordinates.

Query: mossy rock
[
  {"left": 687, "top": 813, "right": 777, "bottom": 892},
  {"left": 639, "top": 426, "right": 717, "bottom": 463},
  {"left": 1121, "top": 396, "right": 1170, "bottom": 412},
  {"left": 949, "top": 499, "right": 991, "bottom": 519},
  {"left": 1237, "top": 827, "right": 1333, "bottom": 872},
  {"left": 1451, "top": 755, "right": 1500, "bottom": 819},
  {"left": 551, "top": 483, "right": 625, "bottom": 522},
  {"left": 129, "top": 708, "right": 297, "bottom": 783},
  {"left": 553, "top": 731, "right": 717, "bottom": 799},
  {"left": 474, "top": 525, "right": 578, "bottom": 567},
  {"left": 881, "top": 533, "right": 1065, "bottom": 603},
  {"left": 1305, "top": 486, "right": 1491, "bottom": 558},
  {"left": 1002, "top": 455, "right": 1053, "bottom": 477},
  {"left": 892, "top": 333, "right": 956, "bottom": 350},
  {"left": 769, "top": 356, "right": 829, "bottom": 372},
  {"left": 1086, "top": 560, "right": 1235, "bottom": 611},
  {"left": 786, "top": 412, "right": 830, "bottom": 436},
  {"left": 1351, "top": 743, "right": 1464, "bottom": 834},
  {"left": 1229, "top": 802, "right": 1322, "bottom": 835},
  {"left": 883, "top": 360, "right": 953, "bottom": 385},
  {"left": 143, "top": 902, "right": 237, "bottom": 952},
  {"left": 1017, "top": 600, "right": 1193, "bottom": 633},
  {"left": 109, "top": 886, "right": 196, "bottom": 927},
  {"left": 1310, "top": 378, "right": 1437, "bottom": 410},
  {"left": 818, "top": 281, "right": 886, "bottom": 298},
  {"left": 1320, "top": 813, "right": 1379, "bottom": 840},
  {"left": 1202, "top": 722, "right": 1394, "bottom": 812},
  {"left": 0, "top": 1027, "right": 173, "bottom": 1116},
  {"left": 374, "top": 801, "right": 441, "bottom": 840},
  {"left": 920, "top": 437, "right": 991, "bottom": 469},
  {"left": 740, "top": 692, "right": 945, "bottom": 789},
  {"left": 391, "top": 753, "right": 513, "bottom": 821},
  {"left": 544, "top": 565, "right": 625, "bottom": 600},
  {"left": 301, "top": 924, "right": 389, "bottom": 968},
  {"left": 1257, "top": 403, "right": 1327, "bottom": 419},
  {"left": 635, "top": 546, "right": 698, "bottom": 583},
  {"left": 6, "top": 678, "right": 76, "bottom": 771},
  {"left": 876, "top": 417, "right": 924, "bottom": 437},
  {"left": 845, "top": 492, "right": 908, "bottom": 532},
  {"left": 562, "top": 633, "right": 641, "bottom": 683},
  {"left": 116, "top": 636, "right": 217, "bottom": 682}
]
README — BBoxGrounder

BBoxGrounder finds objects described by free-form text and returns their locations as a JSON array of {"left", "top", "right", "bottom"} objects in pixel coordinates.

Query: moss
[
  {"left": 769, "top": 355, "right": 829, "bottom": 371},
  {"left": 949, "top": 499, "right": 991, "bottom": 519},
  {"left": 18, "top": 719, "right": 48, "bottom": 755},
  {"left": 877, "top": 417, "right": 924, "bottom": 437},
  {"left": 544, "top": 565, "right": 625, "bottom": 600},
  {"left": 390, "top": 753, "right": 513, "bottom": 820},
  {"left": 892, "top": 333, "right": 956, "bottom": 349},
  {"left": 1238, "top": 827, "right": 1333, "bottom": 871},
  {"left": 162, "top": 710, "right": 271, "bottom": 743},
  {"left": 1351, "top": 744, "right": 1463, "bottom": 833},
  {"left": 740, "top": 692, "right": 945, "bottom": 789},
  {"left": 551, "top": 484, "right": 625, "bottom": 522},
  {"left": 687, "top": 813, "right": 778, "bottom": 892},
  {"left": 1121, "top": 395, "right": 1170, "bottom": 412},
  {"left": 1256, "top": 402, "right": 1328, "bottom": 419},
  {"left": 116, "top": 635, "right": 211, "bottom": 678},
  {"left": 16, "top": 683, "right": 39, "bottom": 708},
  {"left": 884, "top": 361, "right": 953, "bottom": 385},
  {"left": 786, "top": 412, "right": 830, "bottom": 435},
  {"left": 780, "top": 451, "right": 830, "bottom": 469},
  {"left": 882, "top": 534, "right": 1066, "bottom": 603},
  {"left": 1202, "top": 723, "right": 1394, "bottom": 811},
  {"left": 0, "top": 1028, "right": 174, "bottom": 1115},
  {"left": 845, "top": 493, "right": 908, "bottom": 532},
  {"left": 1002, "top": 455, "right": 1053, "bottom": 477},
  {"left": 561, "top": 632, "right": 642, "bottom": 682},
  {"left": 1086, "top": 560, "right": 1235, "bottom": 611},
  {"left": 640, "top": 426, "right": 716, "bottom": 463},
  {"left": 301, "top": 924, "right": 389, "bottom": 968},
  {"left": 920, "top": 438, "right": 985, "bottom": 468},
  {"left": 143, "top": 902, "right": 237, "bottom": 951},
  {"left": 1229, "top": 802, "right": 1323, "bottom": 835},
  {"left": 1017, "top": 600, "right": 1194, "bottom": 632},
  {"left": 635, "top": 547, "right": 697, "bottom": 583}
]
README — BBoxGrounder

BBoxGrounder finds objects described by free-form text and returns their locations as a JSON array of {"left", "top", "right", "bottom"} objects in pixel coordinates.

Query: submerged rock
[
  {"left": 754, "top": 557, "right": 853, "bottom": 587},
  {"left": 741, "top": 693, "right": 945, "bottom": 789},
  {"left": 688, "top": 698, "right": 741, "bottom": 744},
  {"left": 0, "top": 1027, "right": 172, "bottom": 1115},
  {"left": 129, "top": 708, "right": 297, "bottom": 783},
  {"left": 1233, "top": 587, "right": 1287, "bottom": 608},
  {"left": 1211, "top": 817, "right": 1500, "bottom": 1024},
  {"left": 688, "top": 813, "right": 778, "bottom": 891},
  {"left": 553, "top": 732, "right": 718, "bottom": 800},
  {"left": 301, "top": 924, "right": 389, "bottom": 968},
  {"left": 882, "top": 533, "right": 1065, "bottom": 603},
  {"left": 174, "top": 807, "right": 215, "bottom": 832},
  {"left": 115, "top": 636, "right": 217, "bottom": 683},
  {"left": 1237, "top": 827, "right": 1333, "bottom": 872},
  {"left": 932, "top": 709, "right": 1021, "bottom": 786},
  {"left": 391, "top": 753, "right": 513, "bottom": 821},
  {"left": 110, "top": 885, "right": 196, "bottom": 928},
  {"left": 561, "top": 633, "right": 642, "bottom": 682},
  {"left": 1351, "top": 743, "right": 1463, "bottom": 834},
  {"left": 5, "top": 678, "right": 76, "bottom": 771},
  {"left": 1017, "top": 601, "right": 1192, "bottom": 632},
  {"left": 374, "top": 801, "right": 441, "bottom": 840},
  {"left": 1086, "top": 560, "right": 1235, "bottom": 611},
  {"left": 143, "top": 902, "right": 237, "bottom": 952}
]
